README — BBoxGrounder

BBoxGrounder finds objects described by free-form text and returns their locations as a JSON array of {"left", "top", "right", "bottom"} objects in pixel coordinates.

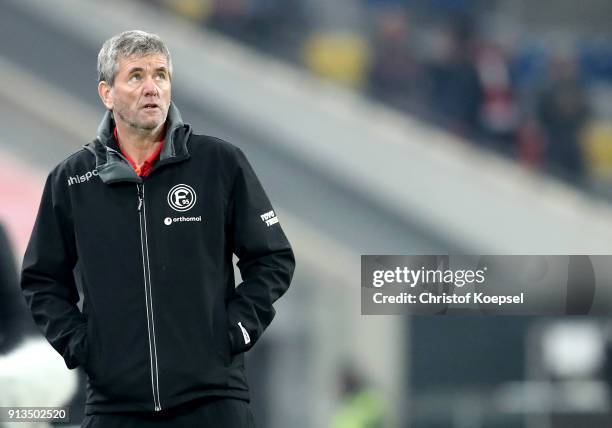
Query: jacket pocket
[
  {"left": 227, "top": 315, "right": 252, "bottom": 356},
  {"left": 214, "top": 305, "right": 233, "bottom": 366}
]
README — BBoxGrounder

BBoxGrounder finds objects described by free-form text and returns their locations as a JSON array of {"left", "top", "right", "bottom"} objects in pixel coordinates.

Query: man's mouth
[{"left": 142, "top": 103, "right": 159, "bottom": 110}]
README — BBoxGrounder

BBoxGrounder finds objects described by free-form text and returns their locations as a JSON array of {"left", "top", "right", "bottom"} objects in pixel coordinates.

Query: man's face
[{"left": 99, "top": 53, "right": 171, "bottom": 132}]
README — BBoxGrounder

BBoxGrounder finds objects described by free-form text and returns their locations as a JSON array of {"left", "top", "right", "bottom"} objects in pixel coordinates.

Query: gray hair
[{"left": 97, "top": 30, "right": 172, "bottom": 86}]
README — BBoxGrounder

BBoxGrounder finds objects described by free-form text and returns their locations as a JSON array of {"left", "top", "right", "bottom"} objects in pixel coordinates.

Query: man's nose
[{"left": 142, "top": 76, "right": 159, "bottom": 96}]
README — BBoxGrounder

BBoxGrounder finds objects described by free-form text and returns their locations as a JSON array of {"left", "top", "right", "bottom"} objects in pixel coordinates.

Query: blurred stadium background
[{"left": 2, "top": 0, "right": 612, "bottom": 427}]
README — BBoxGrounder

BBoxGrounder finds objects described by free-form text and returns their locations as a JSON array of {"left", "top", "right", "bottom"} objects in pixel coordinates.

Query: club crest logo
[{"left": 167, "top": 184, "right": 196, "bottom": 212}]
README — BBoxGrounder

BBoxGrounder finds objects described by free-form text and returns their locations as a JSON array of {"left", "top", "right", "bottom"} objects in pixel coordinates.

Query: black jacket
[{"left": 21, "top": 103, "right": 295, "bottom": 414}]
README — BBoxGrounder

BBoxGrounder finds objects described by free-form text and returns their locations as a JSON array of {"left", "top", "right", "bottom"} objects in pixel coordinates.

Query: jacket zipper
[{"left": 137, "top": 183, "right": 162, "bottom": 411}]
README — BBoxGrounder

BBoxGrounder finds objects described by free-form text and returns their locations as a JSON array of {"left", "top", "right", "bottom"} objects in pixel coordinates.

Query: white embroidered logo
[
  {"left": 167, "top": 184, "right": 196, "bottom": 212},
  {"left": 260, "top": 210, "right": 278, "bottom": 227},
  {"left": 163, "top": 216, "right": 202, "bottom": 226},
  {"left": 238, "top": 322, "right": 251, "bottom": 345},
  {"left": 67, "top": 169, "right": 98, "bottom": 186}
]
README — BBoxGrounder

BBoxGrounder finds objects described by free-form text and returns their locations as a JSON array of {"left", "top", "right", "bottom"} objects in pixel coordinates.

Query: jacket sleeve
[
  {"left": 20, "top": 171, "right": 88, "bottom": 369},
  {"left": 226, "top": 148, "right": 295, "bottom": 354}
]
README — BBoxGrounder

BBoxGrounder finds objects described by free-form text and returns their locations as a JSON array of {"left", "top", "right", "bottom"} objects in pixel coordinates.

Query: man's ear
[{"left": 98, "top": 81, "right": 113, "bottom": 110}]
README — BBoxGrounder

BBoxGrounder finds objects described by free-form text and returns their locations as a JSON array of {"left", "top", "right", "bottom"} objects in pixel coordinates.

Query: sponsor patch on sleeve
[{"left": 260, "top": 210, "right": 279, "bottom": 227}]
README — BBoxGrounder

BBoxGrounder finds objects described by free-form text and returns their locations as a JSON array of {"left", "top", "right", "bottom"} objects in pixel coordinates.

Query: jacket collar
[{"left": 85, "top": 102, "right": 191, "bottom": 184}]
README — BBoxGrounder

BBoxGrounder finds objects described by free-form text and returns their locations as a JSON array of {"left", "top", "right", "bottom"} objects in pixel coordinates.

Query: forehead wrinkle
[
  {"left": 118, "top": 58, "right": 170, "bottom": 78},
  {"left": 119, "top": 54, "right": 168, "bottom": 66}
]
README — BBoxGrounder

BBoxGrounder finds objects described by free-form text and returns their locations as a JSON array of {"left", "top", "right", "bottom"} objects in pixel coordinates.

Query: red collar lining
[{"left": 113, "top": 127, "right": 165, "bottom": 177}]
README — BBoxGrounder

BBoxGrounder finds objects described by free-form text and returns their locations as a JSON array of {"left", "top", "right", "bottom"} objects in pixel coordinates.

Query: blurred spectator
[
  {"left": 367, "top": 7, "right": 425, "bottom": 113},
  {"left": 205, "top": 0, "right": 250, "bottom": 38},
  {"left": 330, "top": 365, "right": 385, "bottom": 428},
  {"left": 474, "top": 43, "right": 519, "bottom": 152},
  {"left": 426, "top": 21, "right": 483, "bottom": 138},
  {"left": 206, "top": 0, "right": 307, "bottom": 59},
  {"left": 537, "top": 53, "right": 591, "bottom": 185}
]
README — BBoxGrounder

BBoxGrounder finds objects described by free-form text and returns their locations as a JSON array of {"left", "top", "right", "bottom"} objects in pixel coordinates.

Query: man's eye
[
  {"left": 129, "top": 74, "right": 141, "bottom": 81},
  {"left": 155, "top": 73, "right": 167, "bottom": 80}
]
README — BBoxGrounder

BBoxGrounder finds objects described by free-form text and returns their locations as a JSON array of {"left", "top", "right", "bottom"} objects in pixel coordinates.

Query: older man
[{"left": 21, "top": 30, "right": 295, "bottom": 427}]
